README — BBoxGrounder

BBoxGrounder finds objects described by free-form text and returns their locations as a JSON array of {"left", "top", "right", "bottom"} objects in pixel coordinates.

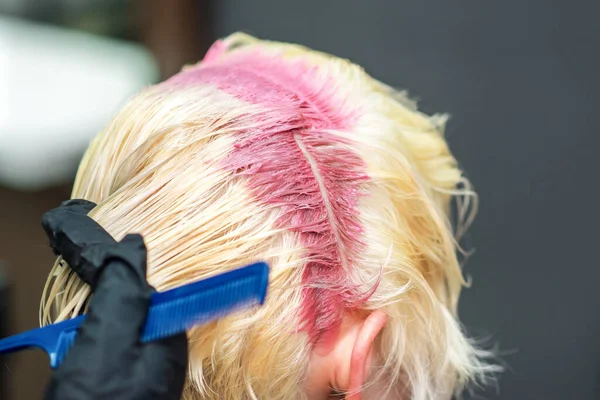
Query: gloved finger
[
  {"left": 136, "top": 333, "right": 189, "bottom": 400},
  {"left": 42, "top": 200, "right": 97, "bottom": 246},
  {"left": 41, "top": 201, "right": 116, "bottom": 286},
  {"left": 59, "top": 199, "right": 97, "bottom": 213},
  {"left": 64, "top": 234, "right": 152, "bottom": 377}
]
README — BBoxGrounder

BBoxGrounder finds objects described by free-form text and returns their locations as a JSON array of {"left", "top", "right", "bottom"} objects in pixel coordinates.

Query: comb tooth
[{"left": 51, "top": 330, "right": 78, "bottom": 368}]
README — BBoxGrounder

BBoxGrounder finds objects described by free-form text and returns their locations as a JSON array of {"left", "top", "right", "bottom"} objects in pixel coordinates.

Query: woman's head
[{"left": 41, "top": 33, "right": 495, "bottom": 399}]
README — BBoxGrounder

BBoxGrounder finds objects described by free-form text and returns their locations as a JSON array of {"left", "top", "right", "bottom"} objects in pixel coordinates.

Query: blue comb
[{"left": 0, "top": 261, "right": 269, "bottom": 369}]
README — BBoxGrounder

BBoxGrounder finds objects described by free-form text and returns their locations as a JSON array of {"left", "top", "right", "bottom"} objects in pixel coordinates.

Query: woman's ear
[
  {"left": 305, "top": 311, "right": 388, "bottom": 400},
  {"left": 337, "top": 310, "right": 388, "bottom": 400}
]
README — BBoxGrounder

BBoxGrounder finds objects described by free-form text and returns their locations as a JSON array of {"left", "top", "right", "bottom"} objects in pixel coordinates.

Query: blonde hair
[{"left": 40, "top": 33, "right": 496, "bottom": 399}]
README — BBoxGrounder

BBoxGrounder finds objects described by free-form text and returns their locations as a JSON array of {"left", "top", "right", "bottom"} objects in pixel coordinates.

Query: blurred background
[{"left": 0, "top": 1, "right": 598, "bottom": 399}]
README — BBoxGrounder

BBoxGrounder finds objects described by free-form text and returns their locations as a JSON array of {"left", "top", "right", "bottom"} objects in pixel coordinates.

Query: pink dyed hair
[{"left": 170, "top": 47, "right": 372, "bottom": 344}]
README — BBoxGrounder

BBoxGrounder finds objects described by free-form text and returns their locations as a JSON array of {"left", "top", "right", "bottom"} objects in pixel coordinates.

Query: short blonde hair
[{"left": 41, "top": 33, "right": 495, "bottom": 399}]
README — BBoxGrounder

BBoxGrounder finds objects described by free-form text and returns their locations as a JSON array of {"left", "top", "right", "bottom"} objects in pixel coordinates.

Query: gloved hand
[{"left": 42, "top": 199, "right": 188, "bottom": 400}]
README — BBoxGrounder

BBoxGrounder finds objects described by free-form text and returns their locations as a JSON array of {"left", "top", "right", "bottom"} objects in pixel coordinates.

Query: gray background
[{"left": 213, "top": 1, "right": 600, "bottom": 399}]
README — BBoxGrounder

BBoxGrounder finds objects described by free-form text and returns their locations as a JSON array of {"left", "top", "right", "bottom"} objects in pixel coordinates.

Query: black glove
[{"left": 42, "top": 199, "right": 188, "bottom": 400}]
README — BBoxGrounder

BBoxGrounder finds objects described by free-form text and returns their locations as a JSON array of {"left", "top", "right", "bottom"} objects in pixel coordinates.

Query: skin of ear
[{"left": 304, "top": 311, "right": 388, "bottom": 399}]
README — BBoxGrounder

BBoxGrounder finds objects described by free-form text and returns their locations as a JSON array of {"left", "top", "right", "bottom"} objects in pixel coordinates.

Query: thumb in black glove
[{"left": 42, "top": 200, "right": 188, "bottom": 400}]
